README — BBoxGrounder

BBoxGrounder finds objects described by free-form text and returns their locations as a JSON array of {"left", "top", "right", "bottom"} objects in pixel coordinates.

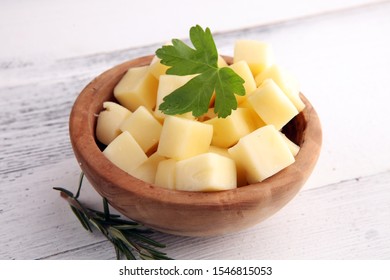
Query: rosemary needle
[{"left": 54, "top": 172, "right": 172, "bottom": 260}]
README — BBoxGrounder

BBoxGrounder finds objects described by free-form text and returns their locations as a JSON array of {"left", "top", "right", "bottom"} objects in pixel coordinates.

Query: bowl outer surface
[{"left": 69, "top": 55, "right": 322, "bottom": 236}]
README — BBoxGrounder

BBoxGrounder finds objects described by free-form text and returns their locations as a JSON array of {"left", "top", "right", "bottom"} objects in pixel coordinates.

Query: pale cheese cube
[
  {"left": 114, "top": 65, "right": 158, "bottom": 111},
  {"left": 95, "top": 102, "right": 132, "bottom": 145},
  {"left": 155, "top": 159, "right": 177, "bottom": 190},
  {"left": 154, "top": 74, "right": 195, "bottom": 119},
  {"left": 208, "top": 145, "right": 230, "bottom": 156},
  {"left": 248, "top": 79, "right": 298, "bottom": 130},
  {"left": 229, "top": 60, "right": 257, "bottom": 104},
  {"left": 130, "top": 152, "right": 166, "bottom": 184},
  {"left": 208, "top": 92, "right": 216, "bottom": 108},
  {"left": 154, "top": 111, "right": 195, "bottom": 124},
  {"left": 149, "top": 56, "right": 169, "bottom": 80},
  {"left": 197, "top": 108, "right": 217, "bottom": 122},
  {"left": 279, "top": 132, "right": 300, "bottom": 157},
  {"left": 204, "top": 108, "right": 256, "bottom": 148},
  {"left": 218, "top": 55, "right": 228, "bottom": 67},
  {"left": 174, "top": 111, "right": 196, "bottom": 120},
  {"left": 234, "top": 40, "right": 274, "bottom": 76},
  {"left": 228, "top": 125, "right": 295, "bottom": 183},
  {"left": 255, "top": 64, "right": 305, "bottom": 112},
  {"left": 209, "top": 146, "right": 247, "bottom": 187},
  {"left": 175, "top": 153, "right": 237, "bottom": 192},
  {"left": 120, "top": 106, "right": 162, "bottom": 154},
  {"left": 238, "top": 100, "right": 267, "bottom": 129},
  {"left": 103, "top": 131, "right": 147, "bottom": 174},
  {"left": 157, "top": 116, "right": 213, "bottom": 160}
]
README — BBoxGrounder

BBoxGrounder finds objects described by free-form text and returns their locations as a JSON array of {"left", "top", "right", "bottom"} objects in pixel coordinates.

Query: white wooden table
[{"left": 1, "top": 0, "right": 389, "bottom": 260}]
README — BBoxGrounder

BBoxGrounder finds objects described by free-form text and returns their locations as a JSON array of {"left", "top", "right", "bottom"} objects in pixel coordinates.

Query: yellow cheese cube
[
  {"left": 103, "top": 131, "right": 147, "bottom": 174},
  {"left": 228, "top": 125, "right": 295, "bottom": 183},
  {"left": 229, "top": 60, "right": 257, "bottom": 104},
  {"left": 197, "top": 107, "right": 217, "bottom": 122},
  {"left": 204, "top": 108, "right": 256, "bottom": 148},
  {"left": 120, "top": 106, "right": 162, "bottom": 154},
  {"left": 130, "top": 152, "right": 166, "bottom": 184},
  {"left": 238, "top": 100, "right": 267, "bottom": 129},
  {"left": 209, "top": 146, "right": 247, "bottom": 187},
  {"left": 279, "top": 132, "right": 300, "bottom": 157},
  {"left": 149, "top": 56, "right": 169, "bottom": 80},
  {"left": 175, "top": 153, "right": 237, "bottom": 191},
  {"left": 234, "top": 40, "right": 274, "bottom": 76},
  {"left": 208, "top": 145, "right": 229, "bottom": 156},
  {"left": 95, "top": 102, "right": 132, "bottom": 145},
  {"left": 255, "top": 65, "right": 305, "bottom": 111},
  {"left": 154, "top": 74, "right": 195, "bottom": 119},
  {"left": 248, "top": 79, "right": 298, "bottom": 130},
  {"left": 218, "top": 55, "right": 228, "bottom": 67},
  {"left": 155, "top": 159, "right": 177, "bottom": 190},
  {"left": 114, "top": 65, "right": 158, "bottom": 111},
  {"left": 157, "top": 116, "right": 213, "bottom": 160},
  {"left": 173, "top": 111, "right": 196, "bottom": 120}
]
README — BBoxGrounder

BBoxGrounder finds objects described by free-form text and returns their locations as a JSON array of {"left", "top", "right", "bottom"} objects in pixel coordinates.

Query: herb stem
[{"left": 53, "top": 173, "right": 171, "bottom": 260}]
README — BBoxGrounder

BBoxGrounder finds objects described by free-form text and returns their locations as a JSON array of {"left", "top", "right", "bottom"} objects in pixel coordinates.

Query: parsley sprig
[{"left": 156, "top": 25, "right": 245, "bottom": 118}]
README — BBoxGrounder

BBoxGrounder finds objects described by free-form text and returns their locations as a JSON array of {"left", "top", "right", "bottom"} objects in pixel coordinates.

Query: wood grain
[
  {"left": 40, "top": 170, "right": 390, "bottom": 260},
  {"left": 1, "top": 1, "right": 390, "bottom": 259}
]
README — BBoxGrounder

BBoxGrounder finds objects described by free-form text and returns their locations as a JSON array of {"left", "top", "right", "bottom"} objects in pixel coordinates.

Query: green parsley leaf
[{"left": 155, "top": 25, "right": 245, "bottom": 118}]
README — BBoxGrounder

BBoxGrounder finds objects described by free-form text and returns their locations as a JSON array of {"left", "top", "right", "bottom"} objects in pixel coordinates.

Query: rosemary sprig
[{"left": 53, "top": 172, "right": 172, "bottom": 260}]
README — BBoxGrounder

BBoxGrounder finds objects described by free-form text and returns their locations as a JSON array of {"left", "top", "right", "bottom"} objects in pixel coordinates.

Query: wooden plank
[
  {"left": 0, "top": 0, "right": 383, "bottom": 61},
  {"left": 2, "top": 1, "right": 390, "bottom": 188},
  {"left": 0, "top": 159, "right": 106, "bottom": 259},
  {"left": 1, "top": 2, "right": 390, "bottom": 260},
  {"left": 40, "top": 170, "right": 390, "bottom": 260}
]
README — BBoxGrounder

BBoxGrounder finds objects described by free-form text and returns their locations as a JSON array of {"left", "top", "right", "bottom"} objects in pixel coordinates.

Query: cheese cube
[
  {"left": 154, "top": 74, "right": 195, "bottom": 119},
  {"left": 228, "top": 125, "right": 295, "bottom": 183},
  {"left": 114, "top": 65, "right": 158, "bottom": 111},
  {"left": 95, "top": 102, "right": 132, "bottom": 145},
  {"left": 234, "top": 40, "right": 274, "bottom": 76},
  {"left": 149, "top": 56, "right": 169, "bottom": 80},
  {"left": 204, "top": 108, "right": 256, "bottom": 148},
  {"left": 103, "top": 131, "right": 147, "bottom": 174},
  {"left": 255, "top": 65, "right": 305, "bottom": 111},
  {"left": 229, "top": 60, "right": 257, "bottom": 104},
  {"left": 248, "top": 79, "right": 298, "bottom": 130},
  {"left": 175, "top": 153, "right": 237, "bottom": 191},
  {"left": 238, "top": 100, "right": 267, "bottom": 129},
  {"left": 155, "top": 159, "right": 177, "bottom": 190},
  {"left": 218, "top": 55, "right": 228, "bottom": 67},
  {"left": 130, "top": 152, "right": 166, "bottom": 184},
  {"left": 279, "top": 132, "right": 300, "bottom": 157},
  {"left": 120, "top": 106, "right": 162, "bottom": 154},
  {"left": 209, "top": 146, "right": 247, "bottom": 187},
  {"left": 197, "top": 107, "right": 217, "bottom": 122},
  {"left": 157, "top": 116, "right": 213, "bottom": 160},
  {"left": 171, "top": 111, "right": 196, "bottom": 121}
]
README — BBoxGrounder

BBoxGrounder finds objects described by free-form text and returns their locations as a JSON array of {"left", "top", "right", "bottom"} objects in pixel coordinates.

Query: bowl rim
[{"left": 69, "top": 54, "right": 322, "bottom": 210}]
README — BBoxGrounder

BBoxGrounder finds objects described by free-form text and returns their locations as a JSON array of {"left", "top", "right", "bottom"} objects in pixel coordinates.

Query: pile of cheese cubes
[{"left": 95, "top": 40, "right": 304, "bottom": 192}]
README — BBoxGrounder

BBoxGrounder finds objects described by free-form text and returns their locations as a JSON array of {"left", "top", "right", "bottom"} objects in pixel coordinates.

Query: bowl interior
[{"left": 69, "top": 55, "right": 322, "bottom": 236}]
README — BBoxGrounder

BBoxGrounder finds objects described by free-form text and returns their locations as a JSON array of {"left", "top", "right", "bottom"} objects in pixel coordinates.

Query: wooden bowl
[{"left": 69, "top": 55, "right": 322, "bottom": 237}]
